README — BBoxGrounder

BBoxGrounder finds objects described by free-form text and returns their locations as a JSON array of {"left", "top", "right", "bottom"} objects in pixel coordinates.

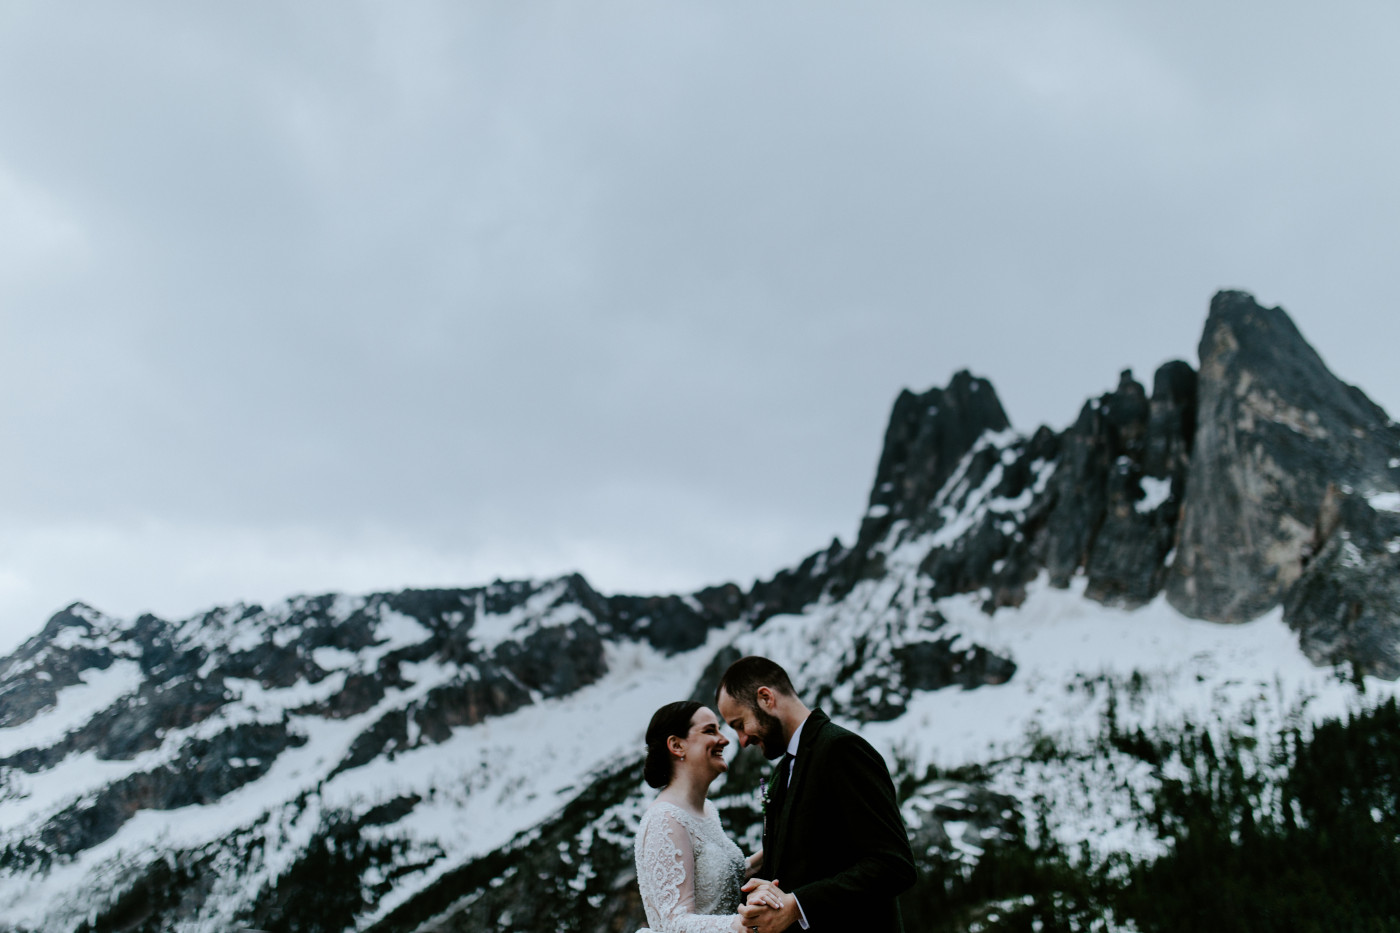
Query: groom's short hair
[{"left": 717, "top": 656, "right": 797, "bottom": 709}]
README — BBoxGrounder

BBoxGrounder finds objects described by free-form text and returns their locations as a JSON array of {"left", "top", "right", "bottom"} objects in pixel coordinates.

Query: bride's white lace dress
[{"left": 634, "top": 799, "right": 746, "bottom": 933}]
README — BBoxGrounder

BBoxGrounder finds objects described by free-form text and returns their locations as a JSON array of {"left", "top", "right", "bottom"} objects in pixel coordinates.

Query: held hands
[
  {"left": 743, "top": 878, "right": 783, "bottom": 910},
  {"left": 737, "top": 878, "right": 799, "bottom": 933}
]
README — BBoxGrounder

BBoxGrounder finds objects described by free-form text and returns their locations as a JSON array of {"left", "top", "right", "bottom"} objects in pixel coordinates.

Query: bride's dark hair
[{"left": 643, "top": 700, "right": 703, "bottom": 789}]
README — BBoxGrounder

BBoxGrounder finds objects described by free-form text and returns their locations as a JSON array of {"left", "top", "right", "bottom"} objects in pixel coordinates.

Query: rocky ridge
[{"left": 1, "top": 290, "right": 1398, "bottom": 932}]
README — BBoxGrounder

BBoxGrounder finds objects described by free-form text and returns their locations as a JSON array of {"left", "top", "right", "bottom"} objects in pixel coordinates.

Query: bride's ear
[{"left": 667, "top": 734, "right": 685, "bottom": 760}]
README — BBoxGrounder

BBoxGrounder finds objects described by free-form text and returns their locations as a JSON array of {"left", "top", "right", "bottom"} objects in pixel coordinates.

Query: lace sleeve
[{"left": 636, "top": 807, "right": 743, "bottom": 933}]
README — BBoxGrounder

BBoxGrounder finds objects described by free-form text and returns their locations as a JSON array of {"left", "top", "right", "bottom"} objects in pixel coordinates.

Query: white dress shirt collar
[{"left": 785, "top": 715, "right": 807, "bottom": 759}]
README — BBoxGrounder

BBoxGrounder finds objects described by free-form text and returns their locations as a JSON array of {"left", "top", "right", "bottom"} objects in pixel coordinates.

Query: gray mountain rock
[
  {"left": 1285, "top": 485, "right": 1400, "bottom": 678},
  {"left": 5, "top": 288, "right": 1400, "bottom": 933},
  {"left": 1039, "top": 363, "right": 1196, "bottom": 608},
  {"left": 1168, "top": 290, "right": 1400, "bottom": 623}
]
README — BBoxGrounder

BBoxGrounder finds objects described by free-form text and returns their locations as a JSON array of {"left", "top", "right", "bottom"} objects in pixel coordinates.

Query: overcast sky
[{"left": 1, "top": 2, "right": 1397, "bottom": 654}]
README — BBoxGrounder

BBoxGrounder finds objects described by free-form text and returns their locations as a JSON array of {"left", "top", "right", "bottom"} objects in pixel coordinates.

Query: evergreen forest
[{"left": 904, "top": 697, "right": 1400, "bottom": 932}]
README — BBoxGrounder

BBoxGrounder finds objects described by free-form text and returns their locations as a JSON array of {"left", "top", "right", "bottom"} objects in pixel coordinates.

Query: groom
[{"left": 716, "top": 656, "right": 915, "bottom": 933}]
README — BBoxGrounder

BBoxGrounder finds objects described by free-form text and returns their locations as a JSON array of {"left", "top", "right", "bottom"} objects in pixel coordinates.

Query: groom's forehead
[{"left": 718, "top": 696, "right": 753, "bottom": 729}]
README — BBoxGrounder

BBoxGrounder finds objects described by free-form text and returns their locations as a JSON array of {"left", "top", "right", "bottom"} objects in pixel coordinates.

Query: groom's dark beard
[{"left": 754, "top": 705, "right": 787, "bottom": 760}]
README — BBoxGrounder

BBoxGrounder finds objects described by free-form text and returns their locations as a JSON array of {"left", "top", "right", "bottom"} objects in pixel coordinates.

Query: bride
[{"left": 634, "top": 700, "right": 779, "bottom": 932}]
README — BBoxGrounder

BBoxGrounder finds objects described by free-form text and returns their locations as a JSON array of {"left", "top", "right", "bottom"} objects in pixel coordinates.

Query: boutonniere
[{"left": 760, "top": 776, "right": 772, "bottom": 811}]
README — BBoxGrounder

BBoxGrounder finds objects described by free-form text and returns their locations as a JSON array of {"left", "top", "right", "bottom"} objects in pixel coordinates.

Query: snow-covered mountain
[{"left": 2, "top": 291, "right": 1399, "bottom": 933}]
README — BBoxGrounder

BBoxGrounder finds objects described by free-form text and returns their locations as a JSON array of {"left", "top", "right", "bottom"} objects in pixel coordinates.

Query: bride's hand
[
  {"left": 738, "top": 884, "right": 799, "bottom": 933},
  {"left": 740, "top": 877, "right": 784, "bottom": 910}
]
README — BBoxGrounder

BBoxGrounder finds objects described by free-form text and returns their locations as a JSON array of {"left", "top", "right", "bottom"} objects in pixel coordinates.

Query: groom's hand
[
  {"left": 741, "top": 877, "right": 783, "bottom": 910},
  {"left": 737, "top": 891, "right": 800, "bottom": 933}
]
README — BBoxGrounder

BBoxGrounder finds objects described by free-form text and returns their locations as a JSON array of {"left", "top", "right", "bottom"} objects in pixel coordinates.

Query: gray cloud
[{"left": 1, "top": 1, "right": 1397, "bottom": 651}]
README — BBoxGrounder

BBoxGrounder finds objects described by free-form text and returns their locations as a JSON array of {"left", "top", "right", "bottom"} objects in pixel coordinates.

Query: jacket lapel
[{"left": 772, "top": 709, "right": 828, "bottom": 871}]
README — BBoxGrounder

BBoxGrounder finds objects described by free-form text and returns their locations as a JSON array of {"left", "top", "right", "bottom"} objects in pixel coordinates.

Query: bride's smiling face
[{"left": 673, "top": 707, "right": 730, "bottom": 778}]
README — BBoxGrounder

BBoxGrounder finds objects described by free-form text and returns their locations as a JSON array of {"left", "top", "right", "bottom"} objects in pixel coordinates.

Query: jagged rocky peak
[
  {"left": 1039, "top": 361, "right": 1197, "bottom": 608},
  {"left": 858, "top": 370, "right": 1010, "bottom": 544},
  {"left": 1144, "top": 359, "right": 1198, "bottom": 478},
  {"left": 0, "top": 603, "right": 130, "bottom": 729},
  {"left": 1167, "top": 290, "right": 1400, "bottom": 625},
  {"left": 814, "top": 358, "right": 1199, "bottom": 615}
]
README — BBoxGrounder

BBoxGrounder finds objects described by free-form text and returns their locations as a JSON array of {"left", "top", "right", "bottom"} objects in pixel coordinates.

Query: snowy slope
[
  {"left": 373, "top": 509, "right": 1392, "bottom": 932},
  {"left": 0, "top": 430, "right": 1388, "bottom": 933},
  {"left": 4, "top": 291, "right": 1399, "bottom": 932},
  {"left": 0, "top": 580, "right": 737, "bottom": 930}
]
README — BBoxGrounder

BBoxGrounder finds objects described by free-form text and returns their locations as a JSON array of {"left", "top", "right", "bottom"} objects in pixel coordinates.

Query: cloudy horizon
[{"left": 2, "top": 2, "right": 1398, "bottom": 653}]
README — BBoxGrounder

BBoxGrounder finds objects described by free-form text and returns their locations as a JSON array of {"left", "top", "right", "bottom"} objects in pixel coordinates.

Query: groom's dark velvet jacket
[{"left": 761, "top": 708, "right": 916, "bottom": 932}]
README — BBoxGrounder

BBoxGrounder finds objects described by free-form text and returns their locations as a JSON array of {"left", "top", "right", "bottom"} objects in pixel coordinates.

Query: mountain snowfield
[
  {"left": 3, "top": 291, "right": 1399, "bottom": 932},
  {"left": 0, "top": 591, "right": 735, "bottom": 930},
  {"left": 725, "top": 524, "right": 1393, "bottom": 865},
  {"left": 0, "top": 469, "right": 1390, "bottom": 931}
]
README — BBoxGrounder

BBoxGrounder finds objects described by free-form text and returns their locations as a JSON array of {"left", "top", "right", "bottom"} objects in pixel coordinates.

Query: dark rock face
[
  {"left": 318, "top": 575, "right": 744, "bottom": 777},
  {"left": 0, "top": 606, "right": 121, "bottom": 729},
  {"left": 748, "top": 538, "right": 850, "bottom": 624},
  {"left": 297, "top": 671, "right": 386, "bottom": 719},
  {"left": 12, "top": 287, "right": 1400, "bottom": 933},
  {"left": 840, "top": 362, "right": 1195, "bottom": 615},
  {"left": 37, "top": 722, "right": 306, "bottom": 858},
  {"left": 857, "top": 370, "right": 1012, "bottom": 556},
  {"left": 493, "top": 618, "right": 608, "bottom": 697},
  {"left": 827, "top": 291, "right": 1391, "bottom": 657},
  {"left": 1032, "top": 363, "right": 1197, "bottom": 608},
  {"left": 920, "top": 424, "right": 1060, "bottom": 611},
  {"left": 786, "top": 372, "right": 1050, "bottom": 613},
  {"left": 1285, "top": 487, "right": 1400, "bottom": 678},
  {"left": 760, "top": 354, "right": 1192, "bottom": 621},
  {"left": 895, "top": 637, "right": 1017, "bottom": 694},
  {"left": 414, "top": 672, "right": 534, "bottom": 736},
  {"left": 916, "top": 427, "right": 1049, "bottom": 601},
  {"left": 331, "top": 662, "right": 544, "bottom": 777},
  {"left": 602, "top": 591, "right": 733, "bottom": 654},
  {"left": 688, "top": 644, "right": 745, "bottom": 705},
  {"left": 0, "top": 573, "right": 744, "bottom": 893},
  {"left": 811, "top": 609, "right": 1017, "bottom": 723},
  {"left": 92, "top": 678, "right": 233, "bottom": 760},
  {"left": 1080, "top": 364, "right": 1196, "bottom": 607},
  {"left": 3, "top": 676, "right": 236, "bottom": 776},
  {"left": 1168, "top": 291, "right": 1400, "bottom": 622},
  {"left": 1040, "top": 372, "right": 1151, "bottom": 589}
]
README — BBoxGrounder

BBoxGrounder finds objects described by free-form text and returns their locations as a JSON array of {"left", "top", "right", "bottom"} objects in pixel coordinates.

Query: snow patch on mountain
[
  {"left": 882, "top": 579, "right": 1368, "bottom": 768},
  {"left": 718, "top": 524, "right": 1396, "bottom": 878},
  {"left": 0, "top": 605, "right": 741, "bottom": 931},
  {"left": 330, "top": 627, "right": 742, "bottom": 926},
  {"left": 469, "top": 579, "right": 594, "bottom": 653},
  {"left": 0, "top": 659, "right": 143, "bottom": 757},
  {"left": 1136, "top": 476, "right": 1172, "bottom": 514},
  {"left": 1369, "top": 490, "right": 1400, "bottom": 513}
]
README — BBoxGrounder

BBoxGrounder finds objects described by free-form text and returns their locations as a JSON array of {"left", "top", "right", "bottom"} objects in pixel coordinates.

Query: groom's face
[
  {"left": 718, "top": 687, "right": 788, "bottom": 760},
  {"left": 750, "top": 704, "right": 786, "bottom": 759}
]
